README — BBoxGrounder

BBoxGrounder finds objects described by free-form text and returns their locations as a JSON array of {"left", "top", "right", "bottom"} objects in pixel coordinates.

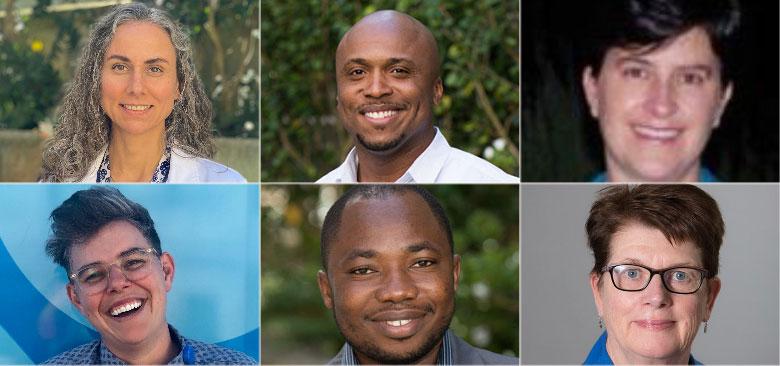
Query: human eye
[
  {"left": 122, "top": 256, "right": 148, "bottom": 271},
  {"left": 411, "top": 259, "right": 436, "bottom": 268},
  {"left": 148, "top": 65, "right": 163, "bottom": 74},
  {"left": 668, "top": 269, "right": 694, "bottom": 282},
  {"left": 678, "top": 71, "right": 706, "bottom": 86},
  {"left": 349, "top": 266, "right": 375, "bottom": 275},
  {"left": 347, "top": 68, "right": 366, "bottom": 79},
  {"left": 621, "top": 66, "right": 648, "bottom": 80},
  {"left": 111, "top": 63, "right": 129, "bottom": 72},
  {"left": 618, "top": 266, "right": 644, "bottom": 281},
  {"left": 79, "top": 267, "right": 107, "bottom": 284}
]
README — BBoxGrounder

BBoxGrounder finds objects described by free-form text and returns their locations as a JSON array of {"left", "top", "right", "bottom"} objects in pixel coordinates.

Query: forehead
[
  {"left": 604, "top": 27, "right": 720, "bottom": 70},
  {"left": 69, "top": 220, "right": 151, "bottom": 268},
  {"left": 329, "top": 192, "right": 449, "bottom": 263},
  {"left": 608, "top": 222, "right": 702, "bottom": 267},
  {"left": 336, "top": 16, "right": 434, "bottom": 68},
  {"left": 106, "top": 21, "right": 175, "bottom": 59}
]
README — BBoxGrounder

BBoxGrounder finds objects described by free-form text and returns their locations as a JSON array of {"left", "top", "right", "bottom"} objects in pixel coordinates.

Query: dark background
[{"left": 521, "top": 0, "right": 779, "bottom": 181}]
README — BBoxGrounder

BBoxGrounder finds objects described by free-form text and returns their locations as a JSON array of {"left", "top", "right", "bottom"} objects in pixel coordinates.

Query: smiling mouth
[
  {"left": 364, "top": 110, "right": 399, "bottom": 119},
  {"left": 121, "top": 104, "right": 152, "bottom": 111},
  {"left": 109, "top": 299, "right": 145, "bottom": 317},
  {"left": 386, "top": 319, "right": 412, "bottom": 327},
  {"left": 634, "top": 320, "right": 675, "bottom": 331},
  {"left": 633, "top": 125, "right": 682, "bottom": 141}
]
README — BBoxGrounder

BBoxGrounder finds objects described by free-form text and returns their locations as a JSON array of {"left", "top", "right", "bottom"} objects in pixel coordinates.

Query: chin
[{"left": 630, "top": 336, "right": 685, "bottom": 361}]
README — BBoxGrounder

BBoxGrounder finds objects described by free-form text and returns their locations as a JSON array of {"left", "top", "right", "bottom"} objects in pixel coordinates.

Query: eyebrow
[
  {"left": 74, "top": 247, "right": 149, "bottom": 273},
  {"left": 406, "top": 241, "right": 441, "bottom": 254},
  {"left": 342, "top": 57, "right": 416, "bottom": 71},
  {"left": 106, "top": 54, "right": 171, "bottom": 65},
  {"left": 617, "top": 56, "right": 714, "bottom": 75},
  {"left": 616, "top": 258, "right": 699, "bottom": 269}
]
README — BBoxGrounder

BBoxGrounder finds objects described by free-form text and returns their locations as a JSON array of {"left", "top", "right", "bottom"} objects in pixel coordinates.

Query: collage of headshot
[{"left": 0, "top": 0, "right": 777, "bottom": 365}]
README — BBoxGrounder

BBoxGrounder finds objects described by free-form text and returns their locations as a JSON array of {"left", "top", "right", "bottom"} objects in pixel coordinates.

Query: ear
[
  {"left": 160, "top": 252, "right": 175, "bottom": 292},
  {"left": 451, "top": 254, "right": 461, "bottom": 292},
  {"left": 317, "top": 270, "right": 334, "bottom": 309},
  {"left": 590, "top": 272, "right": 604, "bottom": 317},
  {"left": 582, "top": 66, "right": 601, "bottom": 118},
  {"left": 433, "top": 77, "right": 444, "bottom": 105},
  {"left": 704, "top": 277, "right": 721, "bottom": 320},
  {"left": 67, "top": 283, "right": 85, "bottom": 314},
  {"left": 712, "top": 83, "right": 733, "bottom": 128}
]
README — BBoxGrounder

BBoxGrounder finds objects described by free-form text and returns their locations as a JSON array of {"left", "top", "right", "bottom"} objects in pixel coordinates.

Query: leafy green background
[
  {"left": 261, "top": 0, "right": 519, "bottom": 181},
  {"left": 261, "top": 185, "right": 519, "bottom": 364}
]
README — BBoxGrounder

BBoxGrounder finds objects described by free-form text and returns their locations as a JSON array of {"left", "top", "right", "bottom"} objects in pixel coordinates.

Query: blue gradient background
[{"left": 0, "top": 184, "right": 259, "bottom": 363}]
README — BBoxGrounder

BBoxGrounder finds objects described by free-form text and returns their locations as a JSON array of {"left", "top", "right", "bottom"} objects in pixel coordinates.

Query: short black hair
[
  {"left": 320, "top": 185, "right": 453, "bottom": 270},
  {"left": 583, "top": 0, "right": 741, "bottom": 83},
  {"left": 46, "top": 186, "right": 161, "bottom": 272}
]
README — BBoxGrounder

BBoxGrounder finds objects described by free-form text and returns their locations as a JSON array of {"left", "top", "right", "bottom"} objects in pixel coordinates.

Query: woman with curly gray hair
[{"left": 40, "top": 3, "right": 245, "bottom": 182}]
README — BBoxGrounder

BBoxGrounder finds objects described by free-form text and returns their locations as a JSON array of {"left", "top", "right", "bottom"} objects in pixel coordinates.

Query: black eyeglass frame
[{"left": 601, "top": 263, "right": 711, "bottom": 295}]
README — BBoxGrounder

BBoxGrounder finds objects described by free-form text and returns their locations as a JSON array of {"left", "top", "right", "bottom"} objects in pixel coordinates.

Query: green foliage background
[
  {"left": 0, "top": 0, "right": 258, "bottom": 137},
  {"left": 261, "top": 0, "right": 519, "bottom": 181},
  {"left": 261, "top": 185, "right": 519, "bottom": 363}
]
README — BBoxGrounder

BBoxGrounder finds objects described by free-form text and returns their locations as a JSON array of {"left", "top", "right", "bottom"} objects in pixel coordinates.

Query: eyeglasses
[
  {"left": 69, "top": 247, "right": 159, "bottom": 295},
  {"left": 601, "top": 263, "right": 709, "bottom": 294}
]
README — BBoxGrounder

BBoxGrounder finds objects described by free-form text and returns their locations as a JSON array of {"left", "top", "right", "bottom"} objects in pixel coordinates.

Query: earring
[
  {"left": 704, "top": 321, "right": 708, "bottom": 333},
  {"left": 598, "top": 316, "right": 603, "bottom": 329}
]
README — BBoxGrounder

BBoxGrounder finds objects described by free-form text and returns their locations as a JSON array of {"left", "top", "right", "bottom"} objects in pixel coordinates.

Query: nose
[
  {"left": 126, "top": 69, "right": 145, "bottom": 95},
  {"left": 105, "top": 264, "right": 131, "bottom": 293},
  {"left": 643, "top": 77, "right": 678, "bottom": 119},
  {"left": 376, "top": 268, "right": 418, "bottom": 303},
  {"left": 643, "top": 273, "right": 671, "bottom": 308},
  {"left": 363, "top": 72, "right": 392, "bottom": 98}
]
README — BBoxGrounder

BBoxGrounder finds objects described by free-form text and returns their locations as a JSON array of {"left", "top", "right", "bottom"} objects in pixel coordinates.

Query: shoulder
[
  {"left": 43, "top": 341, "right": 100, "bottom": 365},
  {"left": 317, "top": 150, "right": 356, "bottom": 183},
  {"left": 316, "top": 166, "right": 345, "bottom": 183},
  {"left": 169, "top": 148, "right": 247, "bottom": 183},
  {"left": 450, "top": 334, "right": 519, "bottom": 365},
  {"left": 186, "top": 338, "right": 257, "bottom": 365},
  {"left": 440, "top": 147, "right": 519, "bottom": 183}
]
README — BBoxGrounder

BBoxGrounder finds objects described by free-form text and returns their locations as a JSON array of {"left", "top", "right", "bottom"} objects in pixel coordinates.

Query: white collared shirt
[{"left": 317, "top": 128, "right": 518, "bottom": 183}]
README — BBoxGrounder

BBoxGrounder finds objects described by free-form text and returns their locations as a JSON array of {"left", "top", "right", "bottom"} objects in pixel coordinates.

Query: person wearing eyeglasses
[
  {"left": 585, "top": 185, "right": 722, "bottom": 364},
  {"left": 42, "top": 187, "right": 255, "bottom": 365}
]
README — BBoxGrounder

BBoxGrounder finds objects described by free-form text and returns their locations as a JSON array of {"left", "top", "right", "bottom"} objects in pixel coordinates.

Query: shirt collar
[
  {"left": 341, "top": 127, "right": 449, "bottom": 183},
  {"left": 341, "top": 328, "right": 454, "bottom": 365},
  {"left": 97, "top": 144, "right": 172, "bottom": 183},
  {"left": 98, "top": 324, "right": 186, "bottom": 364}
]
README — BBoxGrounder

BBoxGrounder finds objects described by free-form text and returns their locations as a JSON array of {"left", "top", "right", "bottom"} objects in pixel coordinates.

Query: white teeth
[
  {"left": 365, "top": 110, "right": 398, "bottom": 119},
  {"left": 110, "top": 300, "right": 142, "bottom": 316},
  {"left": 123, "top": 104, "right": 151, "bottom": 111},
  {"left": 387, "top": 319, "right": 412, "bottom": 327},
  {"left": 634, "top": 125, "right": 680, "bottom": 140}
]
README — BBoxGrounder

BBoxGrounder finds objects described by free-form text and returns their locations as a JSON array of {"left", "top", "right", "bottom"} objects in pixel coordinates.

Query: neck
[
  {"left": 355, "top": 339, "right": 442, "bottom": 365},
  {"left": 605, "top": 333, "right": 689, "bottom": 365},
  {"left": 355, "top": 126, "right": 436, "bottom": 182},
  {"left": 109, "top": 130, "right": 166, "bottom": 182},
  {"left": 605, "top": 157, "right": 700, "bottom": 182},
  {"left": 104, "top": 325, "right": 178, "bottom": 364}
]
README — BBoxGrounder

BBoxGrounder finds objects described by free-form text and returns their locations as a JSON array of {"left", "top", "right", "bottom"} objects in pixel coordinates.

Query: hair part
[
  {"left": 582, "top": 0, "right": 741, "bottom": 83},
  {"left": 41, "top": 2, "right": 215, "bottom": 182},
  {"left": 46, "top": 186, "right": 161, "bottom": 272},
  {"left": 586, "top": 184, "right": 724, "bottom": 277},
  {"left": 320, "top": 185, "right": 453, "bottom": 271}
]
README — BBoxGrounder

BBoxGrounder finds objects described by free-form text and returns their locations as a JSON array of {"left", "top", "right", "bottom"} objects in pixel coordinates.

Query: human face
[
  {"left": 101, "top": 21, "right": 179, "bottom": 140},
  {"left": 67, "top": 221, "right": 174, "bottom": 351},
  {"left": 590, "top": 222, "right": 720, "bottom": 364},
  {"left": 318, "top": 193, "right": 460, "bottom": 364},
  {"left": 583, "top": 27, "right": 733, "bottom": 181},
  {"left": 336, "top": 13, "right": 443, "bottom": 154}
]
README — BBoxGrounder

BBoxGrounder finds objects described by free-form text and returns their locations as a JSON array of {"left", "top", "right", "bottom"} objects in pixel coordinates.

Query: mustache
[{"left": 365, "top": 302, "right": 435, "bottom": 318}]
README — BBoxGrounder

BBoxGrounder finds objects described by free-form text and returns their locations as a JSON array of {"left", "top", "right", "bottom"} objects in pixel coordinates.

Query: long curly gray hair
[{"left": 41, "top": 3, "right": 215, "bottom": 182}]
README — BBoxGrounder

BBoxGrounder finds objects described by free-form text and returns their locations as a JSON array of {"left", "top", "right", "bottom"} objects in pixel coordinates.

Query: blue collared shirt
[
  {"left": 590, "top": 167, "right": 719, "bottom": 182},
  {"left": 43, "top": 325, "right": 256, "bottom": 365},
  {"left": 584, "top": 331, "right": 701, "bottom": 365},
  {"left": 339, "top": 329, "right": 455, "bottom": 365}
]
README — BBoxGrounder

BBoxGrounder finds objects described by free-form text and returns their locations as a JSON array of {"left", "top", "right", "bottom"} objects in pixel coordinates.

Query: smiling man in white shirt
[{"left": 317, "top": 10, "right": 517, "bottom": 183}]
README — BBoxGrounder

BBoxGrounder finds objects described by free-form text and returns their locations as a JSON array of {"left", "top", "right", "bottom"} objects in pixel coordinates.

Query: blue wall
[{"left": 0, "top": 184, "right": 259, "bottom": 363}]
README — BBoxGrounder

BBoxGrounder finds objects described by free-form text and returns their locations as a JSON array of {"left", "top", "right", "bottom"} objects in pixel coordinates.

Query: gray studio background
[{"left": 521, "top": 184, "right": 779, "bottom": 364}]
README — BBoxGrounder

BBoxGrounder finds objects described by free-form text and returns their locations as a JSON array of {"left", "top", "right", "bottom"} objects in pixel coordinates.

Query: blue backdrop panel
[{"left": 0, "top": 184, "right": 259, "bottom": 363}]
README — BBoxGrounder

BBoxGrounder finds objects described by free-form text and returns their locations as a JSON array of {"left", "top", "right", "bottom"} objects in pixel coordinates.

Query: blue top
[
  {"left": 43, "top": 325, "right": 256, "bottom": 365},
  {"left": 584, "top": 331, "right": 700, "bottom": 365},
  {"left": 591, "top": 167, "right": 719, "bottom": 182}
]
